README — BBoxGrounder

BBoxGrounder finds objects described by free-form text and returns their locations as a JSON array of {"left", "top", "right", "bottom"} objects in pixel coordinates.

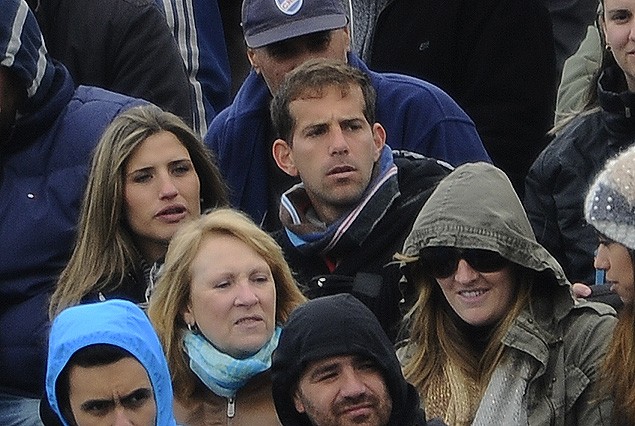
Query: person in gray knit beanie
[
  {"left": 584, "top": 145, "right": 635, "bottom": 305},
  {"left": 584, "top": 143, "right": 635, "bottom": 424}
]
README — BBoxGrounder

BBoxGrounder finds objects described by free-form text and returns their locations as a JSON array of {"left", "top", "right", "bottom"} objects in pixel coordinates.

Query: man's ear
[
  {"left": 247, "top": 48, "right": 260, "bottom": 74},
  {"left": 273, "top": 139, "right": 299, "bottom": 177},
  {"left": 372, "top": 123, "right": 386, "bottom": 161},
  {"left": 293, "top": 388, "right": 306, "bottom": 414},
  {"left": 343, "top": 26, "right": 352, "bottom": 53}
]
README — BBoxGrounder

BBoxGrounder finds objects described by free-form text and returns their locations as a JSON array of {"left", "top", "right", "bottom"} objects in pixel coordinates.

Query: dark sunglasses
[{"left": 414, "top": 247, "right": 510, "bottom": 279}]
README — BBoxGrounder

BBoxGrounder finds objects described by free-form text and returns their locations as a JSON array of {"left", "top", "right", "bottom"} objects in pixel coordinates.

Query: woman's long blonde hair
[
  {"left": 49, "top": 105, "right": 227, "bottom": 318},
  {"left": 147, "top": 208, "right": 306, "bottom": 402}
]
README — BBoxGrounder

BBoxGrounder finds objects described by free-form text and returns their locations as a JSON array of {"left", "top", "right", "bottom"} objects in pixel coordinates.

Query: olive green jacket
[
  {"left": 401, "top": 162, "right": 616, "bottom": 425},
  {"left": 555, "top": 25, "right": 602, "bottom": 123}
]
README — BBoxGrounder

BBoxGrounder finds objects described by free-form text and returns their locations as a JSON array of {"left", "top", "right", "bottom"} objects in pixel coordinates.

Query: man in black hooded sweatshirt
[{"left": 271, "top": 294, "right": 444, "bottom": 426}]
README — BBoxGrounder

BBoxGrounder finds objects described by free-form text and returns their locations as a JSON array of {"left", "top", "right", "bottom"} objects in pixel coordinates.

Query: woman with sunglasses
[{"left": 396, "top": 162, "right": 616, "bottom": 425}]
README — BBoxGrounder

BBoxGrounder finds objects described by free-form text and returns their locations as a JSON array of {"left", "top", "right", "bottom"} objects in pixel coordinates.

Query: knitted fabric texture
[
  {"left": 585, "top": 146, "right": 635, "bottom": 250},
  {"left": 183, "top": 326, "right": 281, "bottom": 398}
]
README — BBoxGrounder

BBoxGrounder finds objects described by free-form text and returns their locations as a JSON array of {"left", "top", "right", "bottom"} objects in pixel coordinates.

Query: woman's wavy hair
[
  {"left": 396, "top": 252, "right": 532, "bottom": 398},
  {"left": 599, "top": 243, "right": 635, "bottom": 424},
  {"left": 49, "top": 105, "right": 228, "bottom": 318},
  {"left": 147, "top": 208, "right": 306, "bottom": 401}
]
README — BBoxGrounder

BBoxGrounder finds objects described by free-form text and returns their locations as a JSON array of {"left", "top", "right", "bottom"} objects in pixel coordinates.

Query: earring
[
  {"left": 187, "top": 322, "right": 199, "bottom": 333},
  {"left": 605, "top": 44, "right": 612, "bottom": 51}
]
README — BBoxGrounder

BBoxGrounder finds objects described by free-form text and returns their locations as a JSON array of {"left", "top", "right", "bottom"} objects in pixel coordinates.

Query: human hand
[{"left": 572, "top": 282, "right": 592, "bottom": 298}]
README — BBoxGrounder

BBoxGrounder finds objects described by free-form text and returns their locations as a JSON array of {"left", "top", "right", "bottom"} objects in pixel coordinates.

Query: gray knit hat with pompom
[{"left": 585, "top": 146, "right": 635, "bottom": 250}]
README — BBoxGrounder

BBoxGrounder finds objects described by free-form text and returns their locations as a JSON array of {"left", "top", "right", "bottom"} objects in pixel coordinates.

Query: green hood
[{"left": 402, "top": 162, "right": 569, "bottom": 288}]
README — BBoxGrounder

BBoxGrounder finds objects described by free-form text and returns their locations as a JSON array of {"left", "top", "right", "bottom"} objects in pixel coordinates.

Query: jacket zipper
[{"left": 227, "top": 396, "right": 236, "bottom": 419}]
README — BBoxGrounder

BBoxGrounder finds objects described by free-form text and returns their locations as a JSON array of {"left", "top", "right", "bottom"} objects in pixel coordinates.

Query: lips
[
  {"left": 335, "top": 397, "right": 378, "bottom": 418},
  {"left": 157, "top": 204, "right": 186, "bottom": 215},
  {"left": 327, "top": 164, "right": 356, "bottom": 176},
  {"left": 340, "top": 404, "right": 374, "bottom": 418},
  {"left": 458, "top": 289, "right": 488, "bottom": 298},
  {"left": 234, "top": 315, "right": 264, "bottom": 325},
  {"left": 155, "top": 204, "right": 187, "bottom": 222}
]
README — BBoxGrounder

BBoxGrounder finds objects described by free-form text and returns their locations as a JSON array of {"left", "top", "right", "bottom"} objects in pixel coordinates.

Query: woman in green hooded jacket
[{"left": 397, "top": 162, "right": 616, "bottom": 425}]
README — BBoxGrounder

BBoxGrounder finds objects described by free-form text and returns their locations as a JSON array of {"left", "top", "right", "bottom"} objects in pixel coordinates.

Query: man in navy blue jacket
[
  {"left": 204, "top": 0, "right": 491, "bottom": 231},
  {"left": 0, "top": 1, "right": 143, "bottom": 423}
]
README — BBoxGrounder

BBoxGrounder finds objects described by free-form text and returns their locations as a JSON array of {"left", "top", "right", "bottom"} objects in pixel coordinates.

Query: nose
[
  {"left": 158, "top": 172, "right": 178, "bottom": 199},
  {"left": 328, "top": 127, "right": 350, "bottom": 156},
  {"left": 234, "top": 280, "right": 259, "bottom": 307},
  {"left": 112, "top": 408, "right": 134, "bottom": 426},
  {"left": 339, "top": 366, "right": 367, "bottom": 398},
  {"left": 453, "top": 259, "right": 479, "bottom": 284},
  {"left": 594, "top": 244, "right": 610, "bottom": 271}
]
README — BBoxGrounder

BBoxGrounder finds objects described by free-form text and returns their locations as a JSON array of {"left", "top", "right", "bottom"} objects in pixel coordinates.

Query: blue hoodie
[
  {"left": 0, "top": 0, "right": 143, "bottom": 397},
  {"left": 46, "top": 300, "right": 177, "bottom": 426},
  {"left": 205, "top": 53, "right": 491, "bottom": 224}
]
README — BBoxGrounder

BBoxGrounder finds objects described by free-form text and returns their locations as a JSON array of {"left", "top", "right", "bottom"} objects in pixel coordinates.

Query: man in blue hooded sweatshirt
[
  {"left": 45, "top": 299, "right": 176, "bottom": 426},
  {"left": 0, "top": 1, "right": 143, "bottom": 423}
]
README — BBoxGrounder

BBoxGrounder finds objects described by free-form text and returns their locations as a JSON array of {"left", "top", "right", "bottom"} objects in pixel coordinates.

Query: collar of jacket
[{"left": 598, "top": 65, "right": 635, "bottom": 139}]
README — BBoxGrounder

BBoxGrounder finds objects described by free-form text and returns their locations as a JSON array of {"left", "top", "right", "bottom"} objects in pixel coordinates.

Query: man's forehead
[
  {"left": 289, "top": 84, "right": 364, "bottom": 112},
  {"left": 304, "top": 353, "right": 373, "bottom": 373}
]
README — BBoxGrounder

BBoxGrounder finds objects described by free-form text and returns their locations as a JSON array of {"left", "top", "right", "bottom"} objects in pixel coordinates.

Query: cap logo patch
[{"left": 275, "top": 0, "right": 302, "bottom": 15}]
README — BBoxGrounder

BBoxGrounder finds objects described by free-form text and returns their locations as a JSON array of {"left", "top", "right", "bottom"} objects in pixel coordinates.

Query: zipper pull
[
  {"left": 626, "top": 106, "right": 631, "bottom": 118},
  {"left": 227, "top": 396, "right": 235, "bottom": 418}
]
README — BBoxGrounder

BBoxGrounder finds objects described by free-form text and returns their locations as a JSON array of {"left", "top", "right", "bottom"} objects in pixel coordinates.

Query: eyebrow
[
  {"left": 121, "top": 388, "right": 153, "bottom": 406},
  {"left": 301, "top": 122, "right": 329, "bottom": 135},
  {"left": 79, "top": 387, "right": 152, "bottom": 411},
  {"left": 80, "top": 398, "right": 115, "bottom": 411},
  {"left": 127, "top": 158, "right": 192, "bottom": 175},
  {"left": 309, "top": 361, "right": 339, "bottom": 380},
  {"left": 341, "top": 117, "right": 365, "bottom": 126}
]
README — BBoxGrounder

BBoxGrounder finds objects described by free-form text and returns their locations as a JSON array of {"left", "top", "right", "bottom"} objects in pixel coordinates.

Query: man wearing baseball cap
[{"left": 204, "top": 0, "right": 491, "bottom": 231}]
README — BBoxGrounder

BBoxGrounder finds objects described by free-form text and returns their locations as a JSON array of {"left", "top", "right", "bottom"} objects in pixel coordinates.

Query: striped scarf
[{"left": 279, "top": 146, "right": 399, "bottom": 258}]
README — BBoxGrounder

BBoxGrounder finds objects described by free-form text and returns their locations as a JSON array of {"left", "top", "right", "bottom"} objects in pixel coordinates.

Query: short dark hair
[
  {"left": 55, "top": 344, "right": 135, "bottom": 425},
  {"left": 270, "top": 59, "right": 377, "bottom": 144}
]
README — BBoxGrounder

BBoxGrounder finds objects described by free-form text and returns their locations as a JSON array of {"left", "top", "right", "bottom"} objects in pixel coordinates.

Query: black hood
[{"left": 271, "top": 294, "right": 425, "bottom": 425}]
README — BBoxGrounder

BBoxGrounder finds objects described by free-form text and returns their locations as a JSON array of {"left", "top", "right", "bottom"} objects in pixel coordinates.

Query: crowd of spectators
[{"left": 6, "top": 0, "right": 635, "bottom": 424}]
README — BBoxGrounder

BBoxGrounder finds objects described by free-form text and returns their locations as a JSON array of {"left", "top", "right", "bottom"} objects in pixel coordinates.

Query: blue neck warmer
[{"left": 183, "top": 326, "right": 282, "bottom": 398}]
